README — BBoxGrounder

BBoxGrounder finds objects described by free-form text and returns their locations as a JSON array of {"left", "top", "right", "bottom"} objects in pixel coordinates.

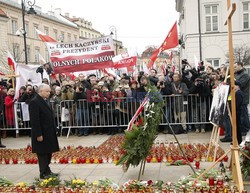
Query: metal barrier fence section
[{"left": 0, "top": 95, "right": 211, "bottom": 134}]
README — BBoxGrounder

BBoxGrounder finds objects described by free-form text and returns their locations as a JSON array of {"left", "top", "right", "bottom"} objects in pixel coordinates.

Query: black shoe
[
  {"left": 162, "top": 129, "right": 168, "bottom": 134},
  {"left": 49, "top": 172, "right": 59, "bottom": 177},
  {"left": 242, "top": 132, "right": 247, "bottom": 136},
  {"left": 83, "top": 133, "right": 89, "bottom": 136},
  {"left": 220, "top": 137, "right": 232, "bottom": 142},
  {"left": 40, "top": 174, "right": 49, "bottom": 179},
  {"left": 0, "top": 144, "right": 6, "bottom": 148},
  {"left": 183, "top": 130, "right": 188, "bottom": 134}
]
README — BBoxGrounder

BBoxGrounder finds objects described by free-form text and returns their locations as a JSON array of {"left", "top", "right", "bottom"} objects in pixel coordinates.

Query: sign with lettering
[{"left": 46, "top": 36, "right": 115, "bottom": 73}]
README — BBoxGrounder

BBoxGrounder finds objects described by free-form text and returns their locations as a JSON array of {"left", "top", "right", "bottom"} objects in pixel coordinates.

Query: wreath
[
  {"left": 241, "top": 141, "right": 250, "bottom": 179},
  {"left": 117, "top": 84, "right": 164, "bottom": 171}
]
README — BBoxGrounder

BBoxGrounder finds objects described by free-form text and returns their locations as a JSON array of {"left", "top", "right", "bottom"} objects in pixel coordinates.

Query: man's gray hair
[{"left": 38, "top": 84, "right": 50, "bottom": 93}]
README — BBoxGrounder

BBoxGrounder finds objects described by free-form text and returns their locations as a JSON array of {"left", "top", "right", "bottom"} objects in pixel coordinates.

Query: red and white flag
[
  {"left": 148, "top": 22, "right": 178, "bottom": 68},
  {"left": 127, "top": 96, "right": 149, "bottom": 131},
  {"left": 36, "top": 29, "right": 57, "bottom": 42},
  {"left": 103, "top": 68, "right": 121, "bottom": 80},
  {"left": 112, "top": 51, "right": 137, "bottom": 69},
  {"left": 7, "top": 51, "right": 17, "bottom": 71}
]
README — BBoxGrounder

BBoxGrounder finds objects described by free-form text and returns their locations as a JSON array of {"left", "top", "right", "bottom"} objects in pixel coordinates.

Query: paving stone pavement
[{"left": 0, "top": 131, "right": 249, "bottom": 190}]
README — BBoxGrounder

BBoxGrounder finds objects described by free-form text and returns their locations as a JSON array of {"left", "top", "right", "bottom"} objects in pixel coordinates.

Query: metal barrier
[
  {"left": 57, "top": 95, "right": 211, "bottom": 131},
  {"left": 0, "top": 95, "right": 211, "bottom": 136}
]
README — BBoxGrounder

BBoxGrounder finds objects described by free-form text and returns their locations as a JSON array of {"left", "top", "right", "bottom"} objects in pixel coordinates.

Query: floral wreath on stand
[{"left": 117, "top": 84, "right": 164, "bottom": 171}]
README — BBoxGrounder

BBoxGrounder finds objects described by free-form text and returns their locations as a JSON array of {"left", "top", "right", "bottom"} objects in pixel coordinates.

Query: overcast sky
[{"left": 35, "top": 0, "right": 179, "bottom": 54}]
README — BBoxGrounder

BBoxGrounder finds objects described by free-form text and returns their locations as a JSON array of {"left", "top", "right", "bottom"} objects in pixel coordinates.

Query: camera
[
  {"left": 160, "top": 81, "right": 164, "bottom": 86},
  {"left": 195, "top": 78, "right": 205, "bottom": 87},
  {"left": 182, "top": 59, "right": 188, "bottom": 65}
]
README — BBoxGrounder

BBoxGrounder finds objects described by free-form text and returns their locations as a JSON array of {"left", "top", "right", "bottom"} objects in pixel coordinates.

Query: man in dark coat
[
  {"left": 29, "top": 84, "right": 59, "bottom": 179},
  {"left": 234, "top": 62, "right": 250, "bottom": 135}
]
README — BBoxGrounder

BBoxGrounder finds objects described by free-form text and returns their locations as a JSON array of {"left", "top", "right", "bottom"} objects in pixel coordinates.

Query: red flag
[
  {"left": 160, "top": 22, "right": 178, "bottom": 51},
  {"left": 36, "top": 29, "right": 57, "bottom": 42},
  {"left": 7, "top": 51, "right": 17, "bottom": 71},
  {"left": 147, "top": 48, "right": 160, "bottom": 69},
  {"left": 127, "top": 96, "right": 149, "bottom": 131},
  {"left": 148, "top": 22, "right": 178, "bottom": 69}
]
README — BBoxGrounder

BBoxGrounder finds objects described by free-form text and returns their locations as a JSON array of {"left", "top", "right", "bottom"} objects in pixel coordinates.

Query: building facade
[
  {"left": 176, "top": 0, "right": 250, "bottom": 68},
  {"left": 139, "top": 47, "right": 180, "bottom": 74},
  {"left": 0, "top": 0, "right": 79, "bottom": 67}
]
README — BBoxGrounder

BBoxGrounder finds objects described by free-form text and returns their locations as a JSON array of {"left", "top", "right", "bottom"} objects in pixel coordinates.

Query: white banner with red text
[{"left": 45, "top": 36, "right": 115, "bottom": 74}]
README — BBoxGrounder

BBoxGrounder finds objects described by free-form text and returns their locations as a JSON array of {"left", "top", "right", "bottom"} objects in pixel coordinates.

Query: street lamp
[
  {"left": 21, "top": 0, "right": 36, "bottom": 64},
  {"left": 109, "top": 26, "right": 118, "bottom": 55}
]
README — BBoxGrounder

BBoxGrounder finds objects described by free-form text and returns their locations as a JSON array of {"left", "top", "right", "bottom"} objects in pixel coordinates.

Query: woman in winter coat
[{"left": 5, "top": 88, "right": 16, "bottom": 127}]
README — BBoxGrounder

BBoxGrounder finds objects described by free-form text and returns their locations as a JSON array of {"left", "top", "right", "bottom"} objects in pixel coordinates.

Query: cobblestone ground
[{"left": 1, "top": 131, "right": 249, "bottom": 190}]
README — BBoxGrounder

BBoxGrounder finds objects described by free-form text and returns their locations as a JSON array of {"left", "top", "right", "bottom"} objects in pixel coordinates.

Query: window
[
  {"left": 243, "top": 2, "right": 250, "bottom": 29},
  {"left": 44, "top": 27, "right": 49, "bottom": 35},
  {"left": 25, "top": 22, "right": 29, "bottom": 37},
  {"left": 60, "top": 32, "right": 64, "bottom": 42},
  {"left": 92, "top": 34, "right": 94, "bottom": 38},
  {"left": 85, "top": 32, "right": 87, "bottom": 37},
  {"left": 11, "top": 19, "right": 17, "bottom": 34},
  {"left": 206, "top": 58, "right": 220, "bottom": 68},
  {"left": 68, "top": 33, "right": 71, "bottom": 41},
  {"left": 74, "top": 35, "right": 77, "bottom": 41},
  {"left": 33, "top": 24, "right": 39, "bottom": 39},
  {"left": 13, "top": 44, "right": 19, "bottom": 61},
  {"left": 81, "top": 31, "right": 83, "bottom": 37},
  {"left": 205, "top": 5, "right": 218, "bottom": 32},
  {"left": 88, "top": 33, "right": 90, "bottom": 38},
  {"left": 27, "top": 46, "right": 30, "bottom": 62},
  {"left": 35, "top": 47, "right": 40, "bottom": 63},
  {"left": 54, "top": 29, "right": 58, "bottom": 40}
]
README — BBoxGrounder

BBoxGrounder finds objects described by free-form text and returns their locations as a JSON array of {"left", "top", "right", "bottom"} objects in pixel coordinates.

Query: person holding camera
[
  {"left": 74, "top": 83, "right": 89, "bottom": 136},
  {"left": 19, "top": 85, "right": 36, "bottom": 104},
  {"left": 189, "top": 76, "right": 211, "bottom": 133},
  {"left": 171, "top": 73, "right": 189, "bottom": 133},
  {"left": 149, "top": 69, "right": 159, "bottom": 86},
  {"left": 61, "top": 84, "right": 74, "bottom": 101}
]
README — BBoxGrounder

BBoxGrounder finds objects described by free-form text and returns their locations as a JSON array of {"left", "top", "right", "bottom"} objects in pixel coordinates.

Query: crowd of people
[{"left": 0, "top": 60, "right": 249, "bottom": 148}]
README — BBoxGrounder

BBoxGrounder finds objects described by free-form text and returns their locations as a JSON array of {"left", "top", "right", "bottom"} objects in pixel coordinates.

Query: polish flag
[
  {"left": 36, "top": 29, "right": 57, "bottom": 42},
  {"left": 103, "top": 68, "right": 121, "bottom": 80},
  {"left": 7, "top": 51, "right": 17, "bottom": 71},
  {"left": 148, "top": 22, "right": 178, "bottom": 68},
  {"left": 112, "top": 51, "right": 137, "bottom": 69},
  {"left": 127, "top": 96, "right": 149, "bottom": 131}
]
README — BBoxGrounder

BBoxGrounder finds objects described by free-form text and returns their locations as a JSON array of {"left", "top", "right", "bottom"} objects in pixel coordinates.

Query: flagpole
[{"left": 11, "top": 66, "right": 15, "bottom": 89}]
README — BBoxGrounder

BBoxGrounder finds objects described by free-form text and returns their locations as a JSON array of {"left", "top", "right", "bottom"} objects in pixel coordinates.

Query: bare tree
[{"left": 226, "top": 44, "right": 250, "bottom": 66}]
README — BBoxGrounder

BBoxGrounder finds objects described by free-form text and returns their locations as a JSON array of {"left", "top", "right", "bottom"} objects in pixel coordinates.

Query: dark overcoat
[{"left": 29, "top": 94, "right": 59, "bottom": 154}]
